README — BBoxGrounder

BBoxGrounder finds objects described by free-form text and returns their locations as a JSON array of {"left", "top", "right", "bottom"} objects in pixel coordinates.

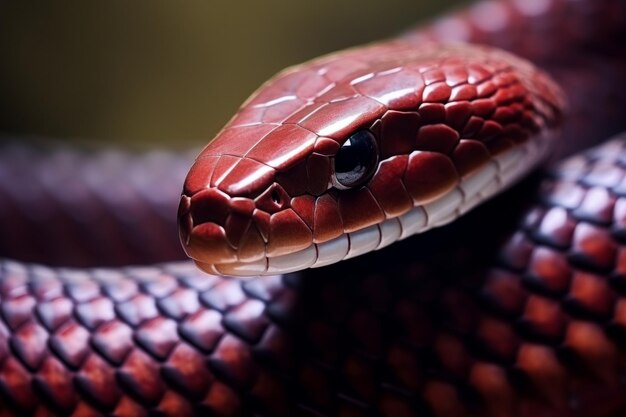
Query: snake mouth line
[{"left": 192, "top": 133, "right": 552, "bottom": 276}]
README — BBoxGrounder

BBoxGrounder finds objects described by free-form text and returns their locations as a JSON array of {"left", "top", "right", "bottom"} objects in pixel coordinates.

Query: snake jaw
[{"left": 179, "top": 154, "right": 318, "bottom": 273}]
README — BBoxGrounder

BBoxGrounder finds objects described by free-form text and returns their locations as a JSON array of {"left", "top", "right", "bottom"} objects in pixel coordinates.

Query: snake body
[{"left": 1, "top": 0, "right": 626, "bottom": 416}]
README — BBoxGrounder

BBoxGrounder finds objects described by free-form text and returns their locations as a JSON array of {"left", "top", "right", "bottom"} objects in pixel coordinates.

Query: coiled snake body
[{"left": 1, "top": 0, "right": 626, "bottom": 416}]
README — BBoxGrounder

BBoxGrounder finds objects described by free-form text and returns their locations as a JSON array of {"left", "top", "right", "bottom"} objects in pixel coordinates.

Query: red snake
[{"left": 1, "top": 0, "right": 626, "bottom": 416}]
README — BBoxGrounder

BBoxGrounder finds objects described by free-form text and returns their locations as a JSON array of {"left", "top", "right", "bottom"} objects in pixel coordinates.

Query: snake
[{"left": 1, "top": 0, "right": 626, "bottom": 416}]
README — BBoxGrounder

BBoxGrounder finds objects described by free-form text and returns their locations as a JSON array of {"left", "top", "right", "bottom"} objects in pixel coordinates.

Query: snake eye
[{"left": 332, "top": 130, "right": 379, "bottom": 189}]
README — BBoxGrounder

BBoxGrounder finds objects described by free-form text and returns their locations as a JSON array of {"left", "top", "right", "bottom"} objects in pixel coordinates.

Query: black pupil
[{"left": 334, "top": 130, "right": 378, "bottom": 188}]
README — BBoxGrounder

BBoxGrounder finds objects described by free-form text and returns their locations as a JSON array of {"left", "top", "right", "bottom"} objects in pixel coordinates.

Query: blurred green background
[{"left": 0, "top": 1, "right": 465, "bottom": 148}]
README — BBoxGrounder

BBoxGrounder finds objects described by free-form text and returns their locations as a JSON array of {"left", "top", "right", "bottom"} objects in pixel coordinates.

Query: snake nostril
[
  {"left": 271, "top": 189, "right": 281, "bottom": 205},
  {"left": 256, "top": 184, "right": 290, "bottom": 213}
]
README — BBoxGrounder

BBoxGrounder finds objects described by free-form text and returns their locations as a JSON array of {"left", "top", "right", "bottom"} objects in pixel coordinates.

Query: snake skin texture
[
  {"left": 411, "top": 0, "right": 626, "bottom": 157},
  {"left": 0, "top": 144, "right": 194, "bottom": 267},
  {"left": 2, "top": 135, "right": 626, "bottom": 417},
  {"left": 1, "top": 0, "right": 626, "bottom": 416},
  {"left": 179, "top": 0, "right": 626, "bottom": 275},
  {"left": 180, "top": 42, "right": 563, "bottom": 275},
  {"left": 179, "top": 42, "right": 564, "bottom": 275}
]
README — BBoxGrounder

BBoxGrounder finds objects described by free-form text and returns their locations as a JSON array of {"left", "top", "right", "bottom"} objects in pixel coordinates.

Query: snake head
[{"left": 179, "top": 42, "right": 565, "bottom": 276}]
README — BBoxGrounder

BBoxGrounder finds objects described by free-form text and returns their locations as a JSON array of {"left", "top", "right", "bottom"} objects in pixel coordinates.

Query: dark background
[{"left": 0, "top": 1, "right": 466, "bottom": 148}]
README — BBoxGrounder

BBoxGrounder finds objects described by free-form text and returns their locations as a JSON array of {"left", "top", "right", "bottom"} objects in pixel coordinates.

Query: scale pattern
[
  {"left": 178, "top": 0, "right": 626, "bottom": 275},
  {"left": 0, "top": 144, "right": 193, "bottom": 267},
  {"left": 180, "top": 43, "right": 564, "bottom": 275},
  {"left": 2, "top": 135, "right": 626, "bottom": 416},
  {"left": 409, "top": 0, "right": 626, "bottom": 158}
]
